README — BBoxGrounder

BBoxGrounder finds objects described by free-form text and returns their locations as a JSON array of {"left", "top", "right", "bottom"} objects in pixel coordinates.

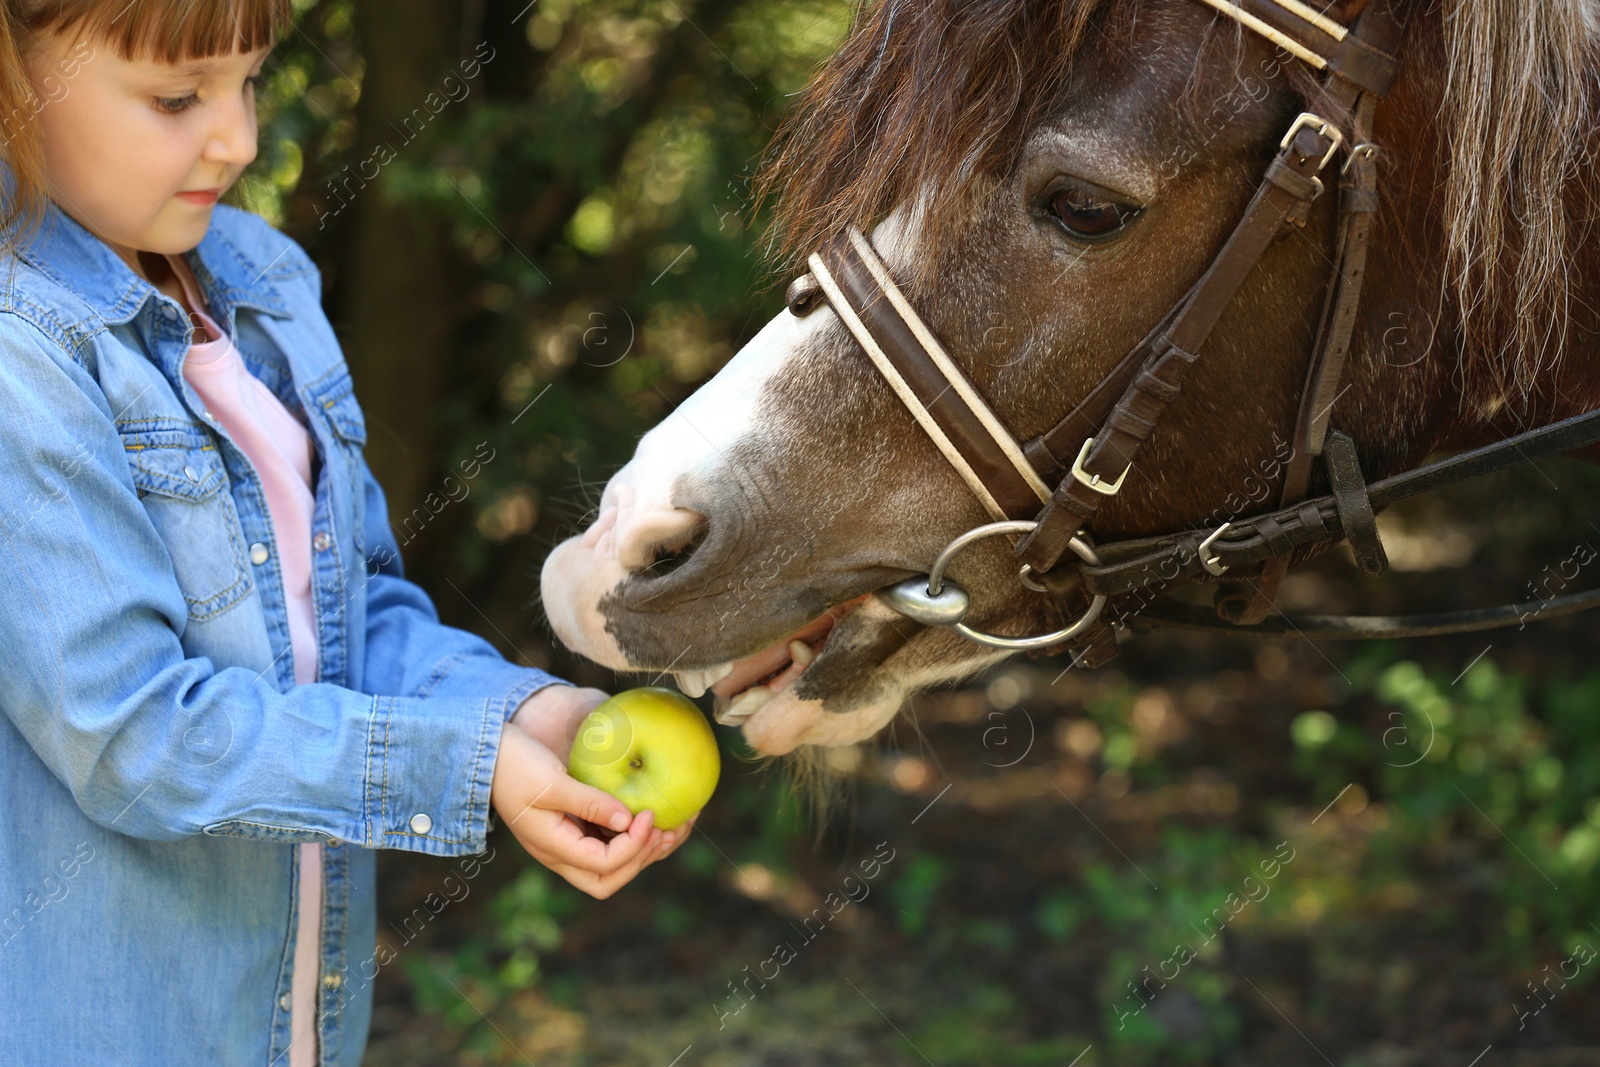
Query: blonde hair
[{"left": 0, "top": 0, "right": 294, "bottom": 252}]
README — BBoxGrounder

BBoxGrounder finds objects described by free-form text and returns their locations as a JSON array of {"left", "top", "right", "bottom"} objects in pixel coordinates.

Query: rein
[{"left": 795, "top": 0, "right": 1600, "bottom": 659}]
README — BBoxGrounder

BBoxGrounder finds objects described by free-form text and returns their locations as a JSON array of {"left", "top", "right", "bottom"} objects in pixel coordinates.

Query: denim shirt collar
[{"left": 3, "top": 171, "right": 291, "bottom": 330}]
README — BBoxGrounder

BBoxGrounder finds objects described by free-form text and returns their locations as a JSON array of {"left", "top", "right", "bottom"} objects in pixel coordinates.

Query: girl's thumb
[{"left": 562, "top": 778, "right": 634, "bottom": 832}]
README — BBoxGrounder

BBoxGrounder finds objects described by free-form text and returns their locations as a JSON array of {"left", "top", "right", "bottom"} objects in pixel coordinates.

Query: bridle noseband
[{"left": 795, "top": 0, "right": 1600, "bottom": 659}]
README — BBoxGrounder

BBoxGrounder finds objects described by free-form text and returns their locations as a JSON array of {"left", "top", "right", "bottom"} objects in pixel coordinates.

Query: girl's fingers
[
  {"left": 536, "top": 773, "right": 635, "bottom": 833},
  {"left": 517, "top": 806, "right": 655, "bottom": 873},
  {"left": 651, "top": 815, "right": 697, "bottom": 862},
  {"left": 548, "top": 838, "right": 660, "bottom": 899},
  {"left": 533, "top": 823, "right": 679, "bottom": 897}
]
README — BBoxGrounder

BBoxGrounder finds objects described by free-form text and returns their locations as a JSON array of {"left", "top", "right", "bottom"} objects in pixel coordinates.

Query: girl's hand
[
  {"left": 509, "top": 684, "right": 611, "bottom": 758},
  {"left": 493, "top": 685, "right": 696, "bottom": 898}
]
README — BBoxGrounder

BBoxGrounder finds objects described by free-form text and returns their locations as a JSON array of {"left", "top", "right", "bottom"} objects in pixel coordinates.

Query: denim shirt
[{"left": 0, "top": 193, "right": 565, "bottom": 1065}]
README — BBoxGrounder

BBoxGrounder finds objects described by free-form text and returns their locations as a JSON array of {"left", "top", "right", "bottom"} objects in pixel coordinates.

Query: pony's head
[{"left": 542, "top": 0, "right": 1600, "bottom": 757}]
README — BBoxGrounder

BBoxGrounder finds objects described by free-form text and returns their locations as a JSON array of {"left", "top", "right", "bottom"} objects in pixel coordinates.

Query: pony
[{"left": 540, "top": 0, "right": 1600, "bottom": 766}]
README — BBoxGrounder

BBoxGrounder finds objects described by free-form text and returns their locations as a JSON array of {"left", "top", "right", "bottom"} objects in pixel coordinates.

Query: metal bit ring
[{"left": 885, "top": 520, "right": 1108, "bottom": 652}]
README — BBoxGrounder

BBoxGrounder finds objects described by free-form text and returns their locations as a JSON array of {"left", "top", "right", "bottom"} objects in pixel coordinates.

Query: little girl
[{"left": 0, "top": 3, "right": 693, "bottom": 1064}]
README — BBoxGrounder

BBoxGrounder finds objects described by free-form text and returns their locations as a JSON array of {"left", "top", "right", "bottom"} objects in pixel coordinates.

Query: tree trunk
[{"left": 325, "top": 0, "right": 470, "bottom": 554}]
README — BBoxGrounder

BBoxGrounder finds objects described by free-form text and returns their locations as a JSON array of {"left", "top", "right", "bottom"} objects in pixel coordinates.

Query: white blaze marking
[
  {"left": 609, "top": 197, "right": 927, "bottom": 542},
  {"left": 610, "top": 305, "right": 825, "bottom": 519},
  {"left": 543, "top": 198, "right": 937, "bottom": 695}
]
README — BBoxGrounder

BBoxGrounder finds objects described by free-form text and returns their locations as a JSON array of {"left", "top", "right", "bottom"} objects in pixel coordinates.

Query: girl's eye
[
  {"left": 1048, "top": 187, "right": 1139, "bottom": 240},
  {"left": 154, "top": 93, "right": 199, "bottom": 115},
  {"left": 153, "top": 75, "right": 262, "bottom": 115}
]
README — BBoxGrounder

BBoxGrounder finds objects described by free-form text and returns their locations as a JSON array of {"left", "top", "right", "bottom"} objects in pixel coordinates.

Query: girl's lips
[{"left": 176, "top": 189, "right": 219, "bottom": 205}]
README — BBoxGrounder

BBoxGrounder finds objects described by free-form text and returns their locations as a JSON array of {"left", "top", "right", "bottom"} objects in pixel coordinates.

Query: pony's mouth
[{"left": 674, "top": 595, "right": 870, "bottom": 725}]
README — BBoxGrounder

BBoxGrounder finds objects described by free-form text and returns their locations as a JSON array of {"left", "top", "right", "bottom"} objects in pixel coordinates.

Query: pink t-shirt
[{"left": 166, "top": 253, "right": 324, "bottom": 1067}]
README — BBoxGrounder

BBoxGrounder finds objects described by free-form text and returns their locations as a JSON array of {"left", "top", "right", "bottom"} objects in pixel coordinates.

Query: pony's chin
[
  {"left": 734, "top": 681, "right": 907, "bottom": 755},
  {"left": 728, "top": 637, "right": 1011, "bottom": 755},
  {"left": 653, "top": 593, "right": 904, "bottom": 755},
  {"left": 689, "top": 596, "right": 1011, "bottom": 755}
]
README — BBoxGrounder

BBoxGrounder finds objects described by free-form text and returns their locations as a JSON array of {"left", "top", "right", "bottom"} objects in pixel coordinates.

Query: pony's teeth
[
  {"left": 675, "top": 671, "right": 709, "bottom": 698},
  {"left": 714, "top": 686, "right": 774, "bottom": 725},
  {"left": 675, "top": 664, "right": 734, "bottom": 699},
  {"left": 788, "top": 640, "right": 814, "bottom": 667}
]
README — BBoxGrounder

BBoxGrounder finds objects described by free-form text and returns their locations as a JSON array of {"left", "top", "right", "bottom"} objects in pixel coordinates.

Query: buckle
[
  {"left": 1280, "top": 112, "right": 1344, "bottom": 171},
  {"left": 1341, "top": 142, "right": 1378, "bottom": 175},
  {"left": 1071, "top": 437, "right": 1130, "bottom": 496},
  {"left": 1198, "top": 521, "right": 1233, "bottom": 576}
]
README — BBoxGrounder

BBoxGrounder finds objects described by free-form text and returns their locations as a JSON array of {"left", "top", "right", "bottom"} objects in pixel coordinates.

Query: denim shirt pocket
[
  {"left": 305, "top": 365, "right": 367, "bottom": 447},
  {"left": 303, "top": 365, "right": 368, "bottom": 555},
  {"left": 118, "top": 418, "right": 253, "bottom": 620}
]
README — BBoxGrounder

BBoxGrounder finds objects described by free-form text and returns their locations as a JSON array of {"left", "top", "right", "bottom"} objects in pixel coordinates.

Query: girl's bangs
[{"left": 27, "top": 0, "right": 295, "bottom": 62}]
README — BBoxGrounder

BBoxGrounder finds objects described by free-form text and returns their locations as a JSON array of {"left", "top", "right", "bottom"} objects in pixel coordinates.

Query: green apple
[{"left": 567, "top": 687, "right": 720, "bottom": 831}]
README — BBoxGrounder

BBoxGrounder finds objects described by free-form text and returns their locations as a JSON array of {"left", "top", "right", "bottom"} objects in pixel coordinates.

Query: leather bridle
[{"left": 791, "top": 0, "right": 1600, "bottom": 662}]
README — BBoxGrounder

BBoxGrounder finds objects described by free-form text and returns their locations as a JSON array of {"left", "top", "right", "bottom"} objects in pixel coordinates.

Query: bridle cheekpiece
[{"left": 792, "top": 0, "right": 1600, "bottom": 660}]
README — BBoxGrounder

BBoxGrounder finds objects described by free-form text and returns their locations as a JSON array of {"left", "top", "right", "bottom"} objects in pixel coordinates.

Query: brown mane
[
  {"left": 753, "top": 0, "right": 1600, "bottom": 416},
  {"left": 751, "top": 0, "right": 1122, "bottom": 293}
]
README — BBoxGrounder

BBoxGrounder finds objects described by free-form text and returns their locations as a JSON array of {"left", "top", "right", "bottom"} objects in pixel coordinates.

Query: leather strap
[
  {"left": 1013, "top": 114, "right": 1346, "bottom": 574},
  {"left": 1132, "top": 583, "right": 1600, "bottom": 640},
  {"left": 1023, "top": 301, "right": 1189, "bottom": 479},
  {"left": 1195, "top": 0, "right": 1402, "bottom": 95},
  {"left": 1226, "top": 74, "right": 1383, "bottom": 622},
  {"left": 1323, "top": 430, "right": 1387, "bottom": 574},
  {"left": 809, "top": 230, "right": 1050, "bottom": 519},
  {"left": 1075, "top": 406, "right": 1600, "bottom": 596}
]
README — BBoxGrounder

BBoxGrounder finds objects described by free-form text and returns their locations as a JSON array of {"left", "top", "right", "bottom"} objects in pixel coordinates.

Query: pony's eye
[{"left": 1048, "top": 187, "right": 1138, "bottom": 240}]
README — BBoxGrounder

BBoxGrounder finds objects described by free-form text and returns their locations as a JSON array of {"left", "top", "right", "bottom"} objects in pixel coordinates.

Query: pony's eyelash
[{"left": 153, "top": 74, "right": 265, "bottom": 116}]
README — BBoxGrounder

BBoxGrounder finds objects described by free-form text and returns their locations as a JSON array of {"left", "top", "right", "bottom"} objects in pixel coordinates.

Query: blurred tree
[{"left": 323, "top": 0, "right": 471, "bottom": 528}]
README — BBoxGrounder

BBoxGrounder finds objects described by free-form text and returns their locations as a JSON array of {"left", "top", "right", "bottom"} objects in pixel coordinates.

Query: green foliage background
[
  {"left": 227, "top": 4, "right": 1600, "bottom": 1063},
  {"left": 242, "top": 0, "right": 845, "bottom": 600}
]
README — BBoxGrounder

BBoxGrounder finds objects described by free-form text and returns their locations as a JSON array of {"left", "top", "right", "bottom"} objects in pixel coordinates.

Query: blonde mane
[{"left": 1440, "top": 0, "right": 1599, "bottom": 407}]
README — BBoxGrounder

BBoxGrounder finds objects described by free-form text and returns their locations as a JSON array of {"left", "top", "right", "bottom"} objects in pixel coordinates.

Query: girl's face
[{"left": 22, "top": 27, "right": 273, "bottom": 273}]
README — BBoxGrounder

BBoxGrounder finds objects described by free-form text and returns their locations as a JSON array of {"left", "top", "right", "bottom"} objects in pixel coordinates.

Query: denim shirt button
[
  {"left": 183, "top": 466, "right": 199, "bottom": 482},
  {"left": 409, "top": 812, "right": 432, "bottom": 835},
  {"left": 161, "top": 305, "right": 178, "bottom": 321},
  {"left": 278, "top": 992, "right": 292, "bottom": 1012},
  {"left": 249, "top": 542, "right": 270, "bottom": 565},
  {"left": 322, "top": 971, "right": 343, "bottom": 989},
  {"left": 313, "top": 532, "right": 331, "bottom": 552}
]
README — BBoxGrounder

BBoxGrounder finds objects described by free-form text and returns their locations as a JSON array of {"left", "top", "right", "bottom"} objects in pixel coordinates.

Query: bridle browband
[{"left": 795, "top": 0, "right": 1600, "bottom": 660}]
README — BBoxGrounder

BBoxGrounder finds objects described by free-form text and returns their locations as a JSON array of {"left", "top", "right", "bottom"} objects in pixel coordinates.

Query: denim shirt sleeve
[
  {"left": 0, "top": 311, "right": 548, "bottom": 856},
  {"left": 356, "top": 456, "right": 571, "bottom": 718}
]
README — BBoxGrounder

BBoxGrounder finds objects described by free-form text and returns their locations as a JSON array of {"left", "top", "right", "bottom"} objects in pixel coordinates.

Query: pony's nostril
[
  {"left": 644, "top": 521, "right": 708, "bottom": 577},
  {"left": 614, "top": 507, "right": 709, "bottom": 574}
]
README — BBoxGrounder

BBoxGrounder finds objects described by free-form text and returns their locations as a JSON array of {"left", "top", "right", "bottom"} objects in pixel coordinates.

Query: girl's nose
[{"left": 202, "top": 92, "right": 259, "bottom": 168}]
